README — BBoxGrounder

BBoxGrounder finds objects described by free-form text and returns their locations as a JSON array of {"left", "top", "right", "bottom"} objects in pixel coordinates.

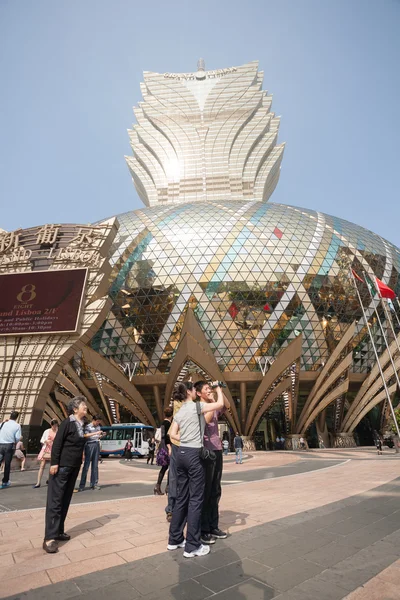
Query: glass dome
[{"left": 92, "top": 200, "right": 400, "bottom": 375}]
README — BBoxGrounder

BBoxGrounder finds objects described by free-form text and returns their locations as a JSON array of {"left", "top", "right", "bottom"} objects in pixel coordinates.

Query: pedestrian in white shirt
[{"left": 0, "top": 411, "right": 22, "bottom": 489}]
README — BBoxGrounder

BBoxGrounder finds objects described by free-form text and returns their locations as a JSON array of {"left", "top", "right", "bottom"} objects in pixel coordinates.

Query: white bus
[{"left": 100, "top": 423, "right": 154, "bottom": 458}]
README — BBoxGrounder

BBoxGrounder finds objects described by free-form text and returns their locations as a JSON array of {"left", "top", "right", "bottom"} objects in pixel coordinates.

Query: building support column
[
  {"left": 240, "top": 381, "right": 247, "bottom": 433},
  {"left": 285, "top": 434, "right": 308, "bottom": 450},
  {"left": 21, "top": 424, "right": 44, "bottom": 454},
  {"left": 333, "top": 432, "right": 356, "bottom": 448},
  {"left": 242, "top": 435, "right": 256, "bottom": 451},
  {"left": 316, "top": 410, "right": 330, "bottom": 448},
  {"left": 92, "top": 372, "right": 112, "bottom": 425},
  {"left": 153, "top": 385, "right": 163, "bottom": 424}
]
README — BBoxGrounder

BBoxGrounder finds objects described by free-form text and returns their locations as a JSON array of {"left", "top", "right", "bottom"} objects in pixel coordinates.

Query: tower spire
[{"left": 197, "top": 58, "right": 205, "bottom": 72}]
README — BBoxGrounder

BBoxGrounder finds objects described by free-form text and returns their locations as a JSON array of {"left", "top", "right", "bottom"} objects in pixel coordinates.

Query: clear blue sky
[{"left": 1, "top": 0, "right": 399, "bottom": 246}]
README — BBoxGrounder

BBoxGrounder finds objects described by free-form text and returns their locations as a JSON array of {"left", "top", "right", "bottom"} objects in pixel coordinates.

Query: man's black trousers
[
  {"left": 0, "top": 443, "right": 14, "bottom": 485},
  {"left": 201, "top": 449, "right": 223, "bottom": 534},
  {"left": 45, "top": 466, "right": 80, "bottom": 540}
]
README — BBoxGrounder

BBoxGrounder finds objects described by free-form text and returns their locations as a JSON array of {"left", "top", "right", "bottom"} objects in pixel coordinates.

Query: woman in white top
[
  {"left": 167, "top": 381, "right": 224, "bottom": 558},
  {"left": 34, "top": 419, "right": 58, "bottom": 488}
]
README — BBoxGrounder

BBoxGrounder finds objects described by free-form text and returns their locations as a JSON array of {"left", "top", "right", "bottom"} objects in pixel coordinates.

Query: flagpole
[
  {"left": 380, "top": 297, "right": 400, "bottom": 360},
  {"left": 350, "top": 269, "right": 400, "bottom": 438},
  {"left": 393, "top": 298, "right": 400, "bottom": 330},
  {"left": 363, "top": 272, "right": 400, "bottom": 394}
]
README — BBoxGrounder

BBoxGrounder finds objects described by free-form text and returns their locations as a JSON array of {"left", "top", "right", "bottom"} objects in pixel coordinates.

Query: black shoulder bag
[{"left": 196, "top": 402, "right": 216, "bottom": 463}]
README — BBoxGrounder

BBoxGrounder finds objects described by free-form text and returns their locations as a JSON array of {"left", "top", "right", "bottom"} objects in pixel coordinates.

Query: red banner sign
[{"left": 0, "top": 269, "right": 87, "bottom": 336}]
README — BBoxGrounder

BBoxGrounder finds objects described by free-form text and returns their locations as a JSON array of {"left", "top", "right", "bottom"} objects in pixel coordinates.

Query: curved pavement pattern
[
  {"left": 0, "top": 456, "right": 344, "bottom": 512},
  {"left": 0, "top": 452, "right": 400, "bottom": 599}
]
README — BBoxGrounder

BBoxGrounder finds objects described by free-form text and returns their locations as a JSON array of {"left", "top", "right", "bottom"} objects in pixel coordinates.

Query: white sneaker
[
  {"left": 183, "top": 544, "right": 210, "bottom": 558},
  {"left": 167, "top": 540, "right": 185, "bottom": 550}
]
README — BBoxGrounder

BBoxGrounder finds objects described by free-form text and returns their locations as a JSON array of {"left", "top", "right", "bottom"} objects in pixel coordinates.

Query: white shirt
[
  {"left": 40, "top": 429, "right": 51, "bottom": 444},
  {"left": 0, "top": 420, "right": 21, "bottom": 445}
]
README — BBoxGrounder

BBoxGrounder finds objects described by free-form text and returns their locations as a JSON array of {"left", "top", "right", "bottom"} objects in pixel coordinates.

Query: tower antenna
[{"left": 197, "top": 58, "right": 205, "bottom": 72}]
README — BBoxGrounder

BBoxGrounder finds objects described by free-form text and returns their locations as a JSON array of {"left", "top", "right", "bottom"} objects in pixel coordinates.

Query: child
[
  {"left": 15, "top": 438, "right": 26, "bottom": 471},
  {"left": 222, "top": 439, "right": 229, "bottom": 456}
]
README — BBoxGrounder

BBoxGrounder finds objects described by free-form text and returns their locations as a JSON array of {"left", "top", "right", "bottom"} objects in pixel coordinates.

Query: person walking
[
  {"left": 374, "top": 430, "right": 383, "bottom": 455},
  {"left": 124, "top": 437, "right": 133, "bottom": 460},
  {"left": 155, "top": 407, "right": 172, "bottom": 495},
  {"left": 234, "top": 432, "right": 243, "bottom": 464},
  {"left": 222, "top": 438, "right": 229, "bottom": 456},
  {"left": 34, "top": 420, "right": 59, "bottom": 488},
  {"left": 76, "top": 415, "right": 104, "bottom": 492},
  {"left": 0, "top": 412, "right": 21, "bottom": 489},
  {"left": 168, "top": 381, "right": 224, "bottom": 558},
  {"left": 147, "top": 437, "right": 156, "bottom": 465},
  {"left": 195, "top": 380, "right": 229, "bottom": 545},
  {"left": 43, "top": 396, "right": 88, "bottom": 554},
  {"left": 14, "top": 438, "right": 26, "bottom": 471}
]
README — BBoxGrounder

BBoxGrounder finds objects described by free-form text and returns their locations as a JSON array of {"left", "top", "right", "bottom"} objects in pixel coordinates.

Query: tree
[{"left": 388, "top": 406, "right": 400, "bottom": 436}]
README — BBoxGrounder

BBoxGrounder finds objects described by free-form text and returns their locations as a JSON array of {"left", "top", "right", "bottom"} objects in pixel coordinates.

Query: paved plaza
[{"left": 1, "top": 450, "right": 400, "bottom": 599}]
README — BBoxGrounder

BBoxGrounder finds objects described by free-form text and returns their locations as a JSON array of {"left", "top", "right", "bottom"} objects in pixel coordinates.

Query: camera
[{"left": 211, "top": 381, "right": 227, "bottom": 388}]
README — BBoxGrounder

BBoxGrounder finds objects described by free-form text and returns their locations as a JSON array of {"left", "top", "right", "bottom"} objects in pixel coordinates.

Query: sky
[{"left": 1, "top": 0, "right": 399, "bottom": 245}]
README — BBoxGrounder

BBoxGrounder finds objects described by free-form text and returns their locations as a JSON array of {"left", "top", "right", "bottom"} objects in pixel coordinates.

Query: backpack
[{"left": 155, "top": 427, "right": 162, "bottom": 443}]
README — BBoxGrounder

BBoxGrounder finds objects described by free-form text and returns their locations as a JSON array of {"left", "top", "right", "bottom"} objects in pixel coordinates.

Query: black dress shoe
[
  {"left": 43, "top": 540, "right": 58, "bottom": 553},
  {"left": 56, "top": 533, "right": 71, "bottom": 541}
]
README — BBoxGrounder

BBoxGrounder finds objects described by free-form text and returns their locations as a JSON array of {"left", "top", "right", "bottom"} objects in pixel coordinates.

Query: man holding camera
[
  {"left": 195, "top": 380, "right": 230, "bottom": 544},
  {"left": 76, "top": 415, "right": 105, "bottom": 492}
]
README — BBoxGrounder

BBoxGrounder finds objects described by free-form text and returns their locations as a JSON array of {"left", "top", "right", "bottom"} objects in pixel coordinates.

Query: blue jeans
[
  {"left": 79, "top": 443, "right": 99, "bottom": 489},
  {"left": 235, "top": 448, "right": 243, "bottom": 463}
]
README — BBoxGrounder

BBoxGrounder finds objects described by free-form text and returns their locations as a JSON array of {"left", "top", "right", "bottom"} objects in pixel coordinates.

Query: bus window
[
  {"left": 124, "top": 429, "right": 133, "bottom": 440},
  {"left": 135, "top": 430, "right": 142, "bottom": 448},
  {"left": 103, "top": 430, "right": 112, "bottom": 441},
  {"left": 142, "top": 429, "right": 152, "bottom": 442},
  {"left": 114, "top": 430, "right": 125, "bottom": 441}
]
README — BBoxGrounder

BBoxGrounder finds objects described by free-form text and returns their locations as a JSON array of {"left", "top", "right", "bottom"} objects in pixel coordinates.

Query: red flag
[
  {"left": 263, "top": 303, "right": 271, "bottom": 311},
  {"left": 375, "top": 277, "right": 396, "bottom": 300},
  {"left": 351, "top": 269, "right": 364, "bottom": 283},
  {"left": 228, "top": 302, "right": 239, "bottom": 319}
]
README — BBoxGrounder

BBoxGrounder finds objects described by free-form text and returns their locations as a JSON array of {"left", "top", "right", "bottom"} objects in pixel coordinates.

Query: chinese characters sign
[
  {"left": 0, "top": 224, "right": 105, "bottom": 269},
  {"left": 0, "top": 269, "right": 87, "bottom": 336}
]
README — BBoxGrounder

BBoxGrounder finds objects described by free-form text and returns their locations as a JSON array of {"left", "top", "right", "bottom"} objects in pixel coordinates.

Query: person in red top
[{"left": 194, "top": 381, "right": 230, "bottom": 545}]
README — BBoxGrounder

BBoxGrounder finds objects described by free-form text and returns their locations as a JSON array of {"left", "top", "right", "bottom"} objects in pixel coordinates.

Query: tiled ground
[
  {"left": 0, "top": 451, "right": 300, "bottom": 511},
  {"left": 1, "top": 450, "right": 400, "bottom": 599}
]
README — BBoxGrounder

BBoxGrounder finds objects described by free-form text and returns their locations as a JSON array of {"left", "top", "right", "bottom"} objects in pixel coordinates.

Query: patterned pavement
[{"left": 1, "top": 449, "right": 400, "bottom": 599}]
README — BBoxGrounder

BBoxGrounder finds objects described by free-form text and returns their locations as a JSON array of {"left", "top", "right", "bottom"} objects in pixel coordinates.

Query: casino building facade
[{"left": 1, "top": 61, "right": 400, "bottom": 449}]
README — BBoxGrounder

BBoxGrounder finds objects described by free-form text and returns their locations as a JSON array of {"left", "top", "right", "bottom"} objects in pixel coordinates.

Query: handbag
[
  {"left": 156, "top": 445, "right": 170, "bottom": 466},
  {"left": 196, "top": 403, "right": 216, "bottom": 463}
]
